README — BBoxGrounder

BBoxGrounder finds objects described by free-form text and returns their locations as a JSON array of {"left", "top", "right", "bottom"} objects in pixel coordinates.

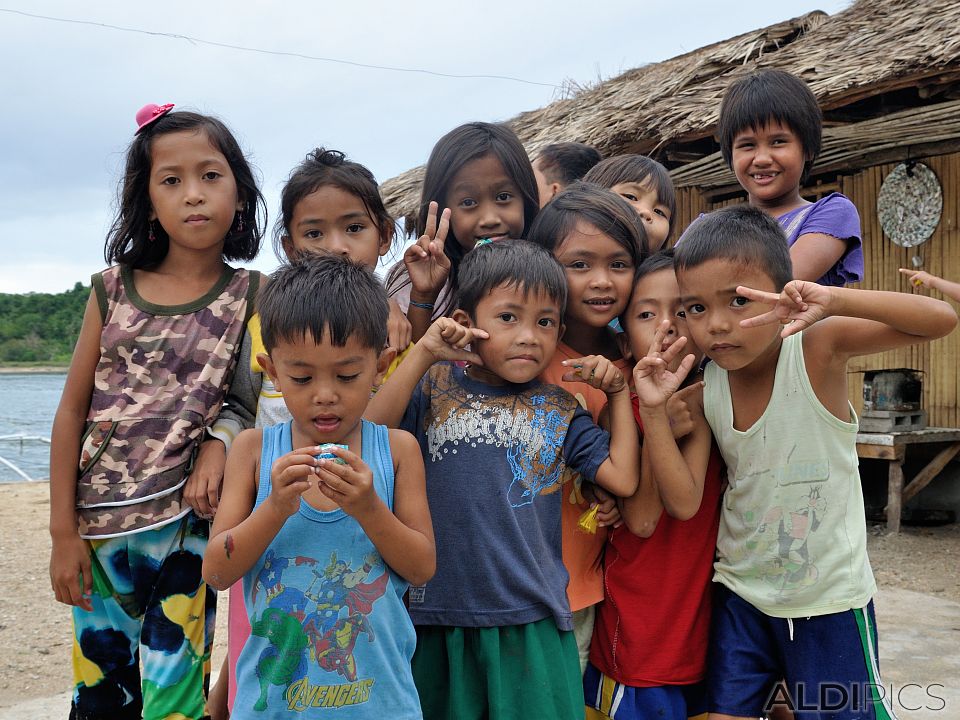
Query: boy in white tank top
[{"left": 672, "top": 205, "right": 956, "bottom": 720}]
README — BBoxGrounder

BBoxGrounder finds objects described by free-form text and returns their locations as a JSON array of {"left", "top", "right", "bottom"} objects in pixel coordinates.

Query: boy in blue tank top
[
  {"left": 202, "top": 253, "right": 435, "bottom": 719},
  {"left": 673, "top": 206, "right": 956, "bottom": 720},
  {"left": 367, "top": 239, "right": 641, "bottom": 719}
]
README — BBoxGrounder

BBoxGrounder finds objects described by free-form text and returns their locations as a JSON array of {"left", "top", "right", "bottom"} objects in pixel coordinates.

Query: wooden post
[{"left": 886, "top": 459, "right": 904, "bottom": 533}]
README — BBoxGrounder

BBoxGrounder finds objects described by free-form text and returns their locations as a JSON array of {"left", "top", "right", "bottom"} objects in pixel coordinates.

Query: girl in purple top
[{"left": 718, "top": 69, "right": 863, "bottom": 286}]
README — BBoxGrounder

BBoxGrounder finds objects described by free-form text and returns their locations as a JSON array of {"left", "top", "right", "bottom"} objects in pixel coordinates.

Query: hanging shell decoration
[{"left": 876, "top": 162, "right": 942, "bottom": 247}]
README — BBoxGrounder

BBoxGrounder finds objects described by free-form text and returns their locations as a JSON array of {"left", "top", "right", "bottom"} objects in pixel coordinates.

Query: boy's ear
[
  {"left": 616, "top": 330, "right": 633, "bottom": 361},
  {"left": 374, "top": 346, "right": 397, "bottom": 387},
  {"left": 257, "top": 352, "right": 281, "bottom": 390},
  {"left": 451, "top": 309, "right": 473, "bottom": 328}
]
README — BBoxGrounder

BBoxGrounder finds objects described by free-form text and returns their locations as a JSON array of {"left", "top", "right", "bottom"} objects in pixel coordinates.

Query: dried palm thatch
[{"left": 382, "top": 0, "right": 960, "bottom": 226}]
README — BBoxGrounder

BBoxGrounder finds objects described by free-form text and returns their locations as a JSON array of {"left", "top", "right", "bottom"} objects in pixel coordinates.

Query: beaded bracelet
[{"left": 409, "top": 300, "right": 435, "bottom": 311}]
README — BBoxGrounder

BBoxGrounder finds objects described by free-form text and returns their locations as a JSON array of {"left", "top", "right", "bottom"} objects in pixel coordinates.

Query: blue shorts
[
  {"left": 583, "top": 662, "right": 707, "bottom": 720},
  {"left": 707, "top": 585, "right": 898, "bottom": 719}
]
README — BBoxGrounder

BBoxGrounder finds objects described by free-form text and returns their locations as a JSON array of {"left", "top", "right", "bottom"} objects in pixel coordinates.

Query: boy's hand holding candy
[
  {"left": 266, "top": 446, "right": 322, "bottom": 519},
  {"left": 315, "top": 445, "right": 380, "bottom": 520}
]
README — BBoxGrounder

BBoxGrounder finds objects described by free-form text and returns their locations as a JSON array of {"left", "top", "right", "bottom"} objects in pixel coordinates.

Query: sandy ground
[{"left": 1, "top": 481, "right": 959, "bottom": 710}]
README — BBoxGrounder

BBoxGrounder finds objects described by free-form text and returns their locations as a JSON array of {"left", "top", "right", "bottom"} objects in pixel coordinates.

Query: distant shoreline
[{"left": 0, "top": 366, "right": 68, "bottom": 374}]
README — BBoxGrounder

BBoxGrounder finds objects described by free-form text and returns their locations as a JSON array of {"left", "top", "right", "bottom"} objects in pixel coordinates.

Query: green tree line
[{"left": 0, "top": 282, "right": 88, "bottom": 364}]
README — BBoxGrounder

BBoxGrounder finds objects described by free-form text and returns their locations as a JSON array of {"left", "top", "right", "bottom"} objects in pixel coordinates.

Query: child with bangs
[
  {"left": 674, "top": 205, "right": 956, "bottom": 720},
  {"left": 385, "top": 121, "right": 541, "bottom": 342},
  {"left": 368, "top": 240, "right": 641, "bottom": 719},
  {"left": 718, "top": 68, "right": 863, "bottom": 286},
  {"left": 583, "top": 154, "right": 675, "bottom": 250},
  {"left": 525, "top": 182, "right": 648, "bottom": 672},
  {"left": 585, "top": 250, "right": 723, "bottom": 720}
]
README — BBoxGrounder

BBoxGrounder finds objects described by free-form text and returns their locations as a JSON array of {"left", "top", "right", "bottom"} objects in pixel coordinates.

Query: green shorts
[{"left": 412, "top": 618, "right": 584, "bottom": 720}]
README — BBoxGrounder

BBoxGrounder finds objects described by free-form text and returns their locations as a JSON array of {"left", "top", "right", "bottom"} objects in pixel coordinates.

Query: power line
[{"left": 0, "top": 7, "right": 560, "bottom": 89}]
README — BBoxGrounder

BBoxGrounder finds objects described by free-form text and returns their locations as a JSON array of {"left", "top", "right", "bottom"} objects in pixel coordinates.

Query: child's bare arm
[
  {"left": 900, "top": 269, "right": 960, "bottom": 305},
  {"left": 789, "top": 232, "right": 848, "bottom": 283},
  {"left": 630, "top": 324, "right": 710, "bottom": 521},
  {"left": 203, "top": 430, "right": 315, "bottom": 590},
  {"left": 739, "top": 281, "right": 958, "bottom": 359},
  {"left": 561, "top": 356, "right": 639, "bottom": 497},
  {"left": 49, "top": 291, "right": 102, "bottom": 611},
  {"left": 365, "top": 318, "right": 487, "bottom": 427}
]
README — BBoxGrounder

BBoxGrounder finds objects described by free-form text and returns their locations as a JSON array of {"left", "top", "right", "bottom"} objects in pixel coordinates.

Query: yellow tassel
[{"left": 577, "top": 505, "right": 599, "bottom": 534}]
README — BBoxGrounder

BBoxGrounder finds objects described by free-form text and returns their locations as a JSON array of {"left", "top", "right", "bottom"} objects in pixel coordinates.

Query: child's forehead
[
  {"left": 271, "top": 331, "right": 379, "bottom": 361},
  {"left": 483, "top": 282, "right": 561, "bottom": 311},
  {"left": 631, "top": 268, "right": 680, "bottom": 300},
  {"left": 677, "top": 259, "right": 776, "bottom": 291},
  {"left": 733, "top": 117, "right": 800, "bottom": 139}
]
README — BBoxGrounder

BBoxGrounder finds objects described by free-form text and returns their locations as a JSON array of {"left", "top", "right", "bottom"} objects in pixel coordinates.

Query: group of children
[{"left": 49, "top": 68, "right": 959, "bottom": 720}]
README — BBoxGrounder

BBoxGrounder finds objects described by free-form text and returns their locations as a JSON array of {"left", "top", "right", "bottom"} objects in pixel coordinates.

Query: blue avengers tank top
[{"left": 234, "top": 420, "right": 422, "bottom": 718}]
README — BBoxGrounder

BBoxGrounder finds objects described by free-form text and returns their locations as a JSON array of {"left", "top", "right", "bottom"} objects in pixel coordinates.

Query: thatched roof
[{"left": 382, "top": 0, "right": 960, "bottom": 224}]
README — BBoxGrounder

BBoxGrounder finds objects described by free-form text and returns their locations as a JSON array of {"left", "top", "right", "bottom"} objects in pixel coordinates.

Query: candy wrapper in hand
[
  {"left": 577, "top": 504, "right": 599, "bottom": 534},
  {"left": 315, "top": 443, "right": 348, "bottom": 465}
]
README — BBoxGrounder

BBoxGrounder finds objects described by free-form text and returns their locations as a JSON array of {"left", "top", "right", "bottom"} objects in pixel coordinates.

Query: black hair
[
  {"left": 105, "top": 110, "right": 266, "bottom": 268},
  {"left": 456, "top": 239, "right": 567, "bottom": 318},
  {"left": 386, "top": 122, "right": 540, "bottom": 316},
  {"left": 673, "top": 205, "right": 793, "bottom": 291},
  {"left": 258, "top": 252, "right": 388, "bottom": 352},
  {"left": 718, "top": 69, "right": 823, "bottom": 180},
  {"left": 526, "top": 182, "right": 649, "bottom": 272},
  {"left": 583, "top": 154, "right": 677, "bottom": 238},
  {"left": 274, "top": 147, "right": 395, "bottom": 261},
  {"left": 535, "top": 142, "right": 602, "bottom": 185}
]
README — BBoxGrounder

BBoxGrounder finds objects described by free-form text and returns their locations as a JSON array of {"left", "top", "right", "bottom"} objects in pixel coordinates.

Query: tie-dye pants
[{"left": 70, "top": 513, "right": 214, "bottom": 720}]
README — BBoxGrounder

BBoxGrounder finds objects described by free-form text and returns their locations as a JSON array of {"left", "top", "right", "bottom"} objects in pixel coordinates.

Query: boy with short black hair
[
  {"left": 718, "top": 68, "right": 862, "bottom": 286},
  {"left": 203, "top": 253, "right": 435, "bottom": 718},
  {"left": 674, "top": 205, "right": 957, "bottom": 720},
  {"left": 533, "top": 141, "right": 603, "bottom": 207},
  {"left": 367, "top": 239, "right": 640, "bottom": 719}
]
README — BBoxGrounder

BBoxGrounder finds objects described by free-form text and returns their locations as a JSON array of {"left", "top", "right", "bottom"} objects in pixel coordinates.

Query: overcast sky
[{"left": 1, "top": 0, "right": 850, "bottom": 294}]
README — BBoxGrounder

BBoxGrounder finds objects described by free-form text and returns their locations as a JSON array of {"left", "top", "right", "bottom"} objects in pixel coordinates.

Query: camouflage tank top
[{"left": 76, "top": 264, "right": 260, "bottom": 538}]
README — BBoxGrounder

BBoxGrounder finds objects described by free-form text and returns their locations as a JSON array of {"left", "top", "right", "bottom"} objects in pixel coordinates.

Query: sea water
[{"left": 0, "top": 373, "right": 65, "bottom": 483}]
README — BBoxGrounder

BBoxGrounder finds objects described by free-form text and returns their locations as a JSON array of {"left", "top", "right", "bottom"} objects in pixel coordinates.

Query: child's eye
[
  {"left": 459, "top": 198, "right": 477, "bottom": 208},
  {"left": 495, "top": 192, "right": 513, "bottom": 202},
  {"left": 304, "top": 230, "right": 322, "bottom": 240},
  {"left": 346, "top": 223, "right": 364, "bottom": 233},
  {"left": 731, "top": 296, "right": 750, "bottom": 308},
  {"left": 655, "top": 208, "right": 669, "bottom": 218},
  {"left": 160, "top": 176, "right": 180, "bottom": 185},
  {"left": 538, "top": 317, "right": 556, "bottom": 327},
  {"left": 290, "top": 376, "right": 311, "bottom": 385},
  {"left": 203, "top": 171, "right": 222, "bottom": 181},
  {"left": 676, "top": 310, "right": 687, "bottom": 319},
  {"left": 686, "top": 304, "right": 705, "bottom": 316},
  {"left": 611, "top": 261, "right": 631, "bottom": 270},
  {"left": 497, "top": 312, "right": 517, "bottom": 322},
  {"left": 338, "top": 374, "right": 361, "bottom": 383},
  {"left": 568, "top": 261, "right": 589, "bottom": 270},
  {"left": 619, "top": 192, "right": 638, "bottom": 202},
  {"left": 638, "top": 311, "right": 655, "bottom": 320}
]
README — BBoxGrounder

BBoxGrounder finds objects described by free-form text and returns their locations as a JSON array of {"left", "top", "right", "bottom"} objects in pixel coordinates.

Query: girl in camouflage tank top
[{"left": 48, "top": 105, "right": 266, "bottom": 720}]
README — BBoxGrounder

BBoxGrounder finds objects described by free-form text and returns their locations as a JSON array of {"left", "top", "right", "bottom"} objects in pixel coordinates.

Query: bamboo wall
[{"left": 673, "top": 151, "right": 960, "bottom": 427}]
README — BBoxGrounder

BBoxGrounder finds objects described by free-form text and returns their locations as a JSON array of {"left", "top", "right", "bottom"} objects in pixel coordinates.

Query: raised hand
[
  {"left": 631, "top": 320, "right": 697, "bottom": 411},
  {"left": 404, "top": 201, "right": 451, "bottom": 298},
  {"left": 899, "top": 268, "right": 936, "bottom": 290},
  {"left": 265, "top": 446, "right": 319, "bottom": 519},
  {"left": 666, "top": 382, "right": 703, "bottom": 439},
  {"left": 562, "top": 355, "right": 628, "bottom": 395},
  {"left": 421, "top": 317, "right": 489, "bottom": 365},
  {"left": 737, "top": 280, "right": 834, "bottom": 337}
]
